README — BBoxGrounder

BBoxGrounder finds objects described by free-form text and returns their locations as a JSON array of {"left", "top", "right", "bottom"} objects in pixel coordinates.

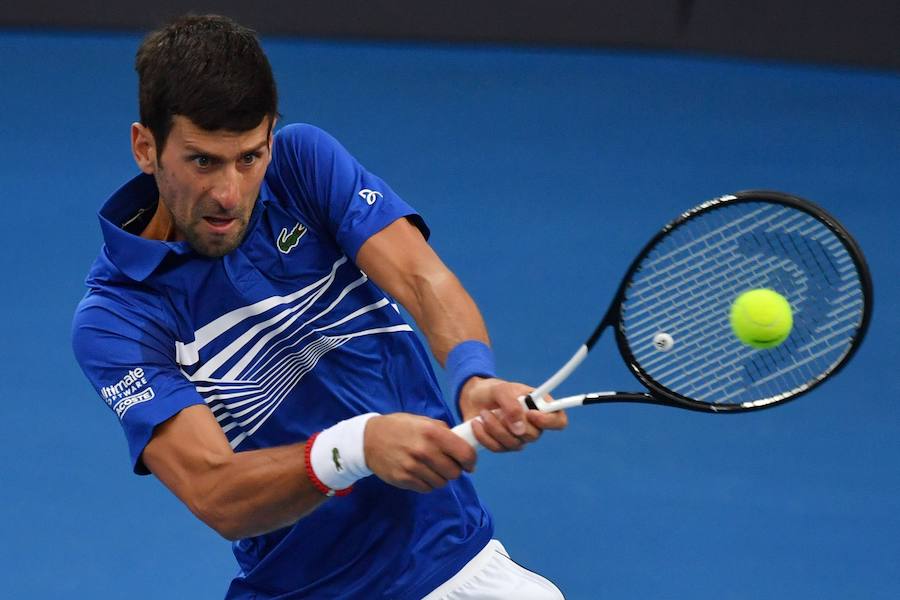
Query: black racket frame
[{"left": 573, "top": 190, "right": 873, "bottom": 414}]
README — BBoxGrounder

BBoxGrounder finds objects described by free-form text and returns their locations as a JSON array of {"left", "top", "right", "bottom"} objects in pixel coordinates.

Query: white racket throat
[{"left": 529, "top": 345, "right": 589, "bottom": 400}]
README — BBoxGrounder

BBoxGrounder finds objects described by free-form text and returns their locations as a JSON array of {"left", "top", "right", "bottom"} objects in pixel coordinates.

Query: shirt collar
[
  {"left": 98, "top": 173, "right": 273, "bottom": 282},
  {"left": 98, "top": 174, "right": 193, "bottom": 281}
]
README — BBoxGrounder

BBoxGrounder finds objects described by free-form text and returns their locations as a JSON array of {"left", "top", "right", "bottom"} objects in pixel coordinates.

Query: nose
[{"left": 209, "top": 168, "right": 241, "bottom": 211}]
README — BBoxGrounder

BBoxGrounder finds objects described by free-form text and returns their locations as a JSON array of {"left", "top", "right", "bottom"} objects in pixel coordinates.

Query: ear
[{"left": 131, "top": 122, "right": 158, "bottom": 174}]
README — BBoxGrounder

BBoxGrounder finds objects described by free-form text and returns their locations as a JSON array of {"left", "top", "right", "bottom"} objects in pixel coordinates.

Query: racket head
[{"left": 609, "top": 190, "right": 872, "bottom": 413}]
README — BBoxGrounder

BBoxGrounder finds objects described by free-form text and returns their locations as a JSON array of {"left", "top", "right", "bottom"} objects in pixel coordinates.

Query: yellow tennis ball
[{"left": 730, "top": 289, "right": 793, "bottom": 349}]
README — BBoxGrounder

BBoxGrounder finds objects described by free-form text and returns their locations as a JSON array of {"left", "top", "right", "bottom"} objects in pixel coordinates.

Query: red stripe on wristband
[{"left": 304, "top": 432, "right": 353, "bottom": 497}]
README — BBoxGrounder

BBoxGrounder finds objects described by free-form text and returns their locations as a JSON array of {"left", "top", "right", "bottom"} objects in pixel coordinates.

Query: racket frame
[{"left": 526, "top": 190, "right": 873, "bottom": 414}]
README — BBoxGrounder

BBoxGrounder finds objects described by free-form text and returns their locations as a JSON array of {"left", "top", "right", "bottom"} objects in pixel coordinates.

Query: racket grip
[{"left": 451, "top": 419, "right": 483, "bottom": 450}]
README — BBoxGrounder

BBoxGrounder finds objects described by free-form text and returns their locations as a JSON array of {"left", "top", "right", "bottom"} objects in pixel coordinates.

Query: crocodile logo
[
  {"left": 332, "top": 448, "right": 344, "bottom": 472},
  {"left": 277, "top": 222, "right": 307, "bottom": 254}
]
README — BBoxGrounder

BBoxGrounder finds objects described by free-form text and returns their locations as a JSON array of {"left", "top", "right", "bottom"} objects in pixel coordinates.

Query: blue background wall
[{"left": 1, "top": 31, "right": 898, "bottom": 598}]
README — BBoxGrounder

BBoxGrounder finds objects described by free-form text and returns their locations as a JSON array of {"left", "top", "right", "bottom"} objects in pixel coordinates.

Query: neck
[{"left": 140, "top": 199, "right": 180, "bottom": 241}]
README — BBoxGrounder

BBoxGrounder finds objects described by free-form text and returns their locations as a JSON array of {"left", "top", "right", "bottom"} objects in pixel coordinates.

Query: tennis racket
[{"left": 452, "top": 190, "right": 872, "bottom": 448}]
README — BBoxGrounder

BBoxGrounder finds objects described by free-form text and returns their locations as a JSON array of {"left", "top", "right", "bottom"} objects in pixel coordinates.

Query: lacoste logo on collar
[{"left": 277, "top": 222, "right": 308, "bottom": 254}]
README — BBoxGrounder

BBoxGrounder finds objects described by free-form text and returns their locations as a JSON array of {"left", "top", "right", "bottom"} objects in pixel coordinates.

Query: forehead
[{"left": 167, "top": 115, "right": 270, "bottom": 150}]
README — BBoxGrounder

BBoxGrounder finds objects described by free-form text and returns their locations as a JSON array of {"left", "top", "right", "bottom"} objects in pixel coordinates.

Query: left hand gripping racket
[{"left": 453, "top": 190, "right": 872, "bottom": 448}]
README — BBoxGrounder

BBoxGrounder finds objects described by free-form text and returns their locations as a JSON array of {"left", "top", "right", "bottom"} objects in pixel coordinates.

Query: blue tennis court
[{"left": 1, "top": 30, "right": 898, "bottom": 598}]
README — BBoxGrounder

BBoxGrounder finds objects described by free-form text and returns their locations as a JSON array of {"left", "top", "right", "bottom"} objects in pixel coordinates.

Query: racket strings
[
  {"left": 627, "top": 210, "right": 808, "bottom": 372},
  {"left": 620, "top": 201, "right": 865, "bottom": 407}
]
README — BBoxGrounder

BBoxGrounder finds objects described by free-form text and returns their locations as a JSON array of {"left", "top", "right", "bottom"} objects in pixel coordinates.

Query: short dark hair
[{"left": 135, "top": 14, "right": 279, "bottom": 157}]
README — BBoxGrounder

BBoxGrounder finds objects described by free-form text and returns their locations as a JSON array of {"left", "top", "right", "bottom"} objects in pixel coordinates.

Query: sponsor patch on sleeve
[
  {"left": 99, "top": 367, "right": 154, "bottom": 419},
  {"left": 113, "top": 388, "right": 155, "bottom": 419}
]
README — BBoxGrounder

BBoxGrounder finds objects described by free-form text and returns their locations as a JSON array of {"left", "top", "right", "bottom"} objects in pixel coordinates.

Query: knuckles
[
  {"left": 407, "top": 444, "right": 430, "bottom": 463},
  {"left": 400, "top": 456, "right": 422, "bottom": 475}
]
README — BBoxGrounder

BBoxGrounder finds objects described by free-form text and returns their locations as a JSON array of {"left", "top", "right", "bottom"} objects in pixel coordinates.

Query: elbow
[
  {"left": 192, "top": 499, "right": 245, "bottom": 541},
  {"left": 194, "top": 503, "right": 307, "bottom": 541},
  {"left": 217, "top": 528, "right": 244, "bottom": 543},
  {"left": 210, "top": 521, "right": 244, "bottom": 542}
]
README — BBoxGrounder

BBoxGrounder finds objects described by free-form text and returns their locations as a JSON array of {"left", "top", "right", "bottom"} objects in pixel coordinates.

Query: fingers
[
  {"left": 492, "top": 392, "right": 528, "bottom": 437},
  {"left": 365, "top": 414, "right": 478, "bottom": 493},
  {"left": 469, "top": 388, "right": 569, "bottom": 453},
  {"left": 525, "top": 407, "right": 568, "bottom": 431},
  {"left": 436, "top": 426, "right": 479, "bottom": 473},
  {"left": 398, "top": 429, "right": 476, "bottom": 492},
  {"left": 471, "top": 408, "right": 542, "bottom": 452},
  {"left": 471, "top": 411, "right": 515, "bottom": 452},
  {"left": 402, "top": 462, "right": 453, "bottom": 493}
]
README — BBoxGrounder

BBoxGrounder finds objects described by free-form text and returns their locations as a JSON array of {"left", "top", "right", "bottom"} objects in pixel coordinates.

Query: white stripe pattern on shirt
[{"left": 175, "top": 256, "right": 412, "bottom": 448}]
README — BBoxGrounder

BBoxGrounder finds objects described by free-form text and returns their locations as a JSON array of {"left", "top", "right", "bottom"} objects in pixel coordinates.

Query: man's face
[{"left": 137, "top": 115, "right": 273, "bottom": 257}]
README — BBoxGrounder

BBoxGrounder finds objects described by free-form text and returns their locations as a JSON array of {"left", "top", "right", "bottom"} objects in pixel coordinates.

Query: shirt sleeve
[
  {"left": 71, "top": 291, "right": 205, "bottom": 475},
  {"left": 268, "top": 123, "right": 429, "bottom": 259}
]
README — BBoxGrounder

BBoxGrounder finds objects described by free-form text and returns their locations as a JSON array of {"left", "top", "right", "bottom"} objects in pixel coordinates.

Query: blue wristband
[{"left": 446, "top": 340, "right": 496, "bottom": 415}]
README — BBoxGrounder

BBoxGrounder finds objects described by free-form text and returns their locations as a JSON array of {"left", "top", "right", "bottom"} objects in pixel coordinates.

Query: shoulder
[
  {"left": 265, "top": 123, "right": 359, "bottom": 219},
  {"left": 72, "top": 280, "right": 174, "bottom": 355},
  {"left": 271, "top": 123, "right": 342, "bottom": 160},
  {"left": 74, "top": 283, "right": 163, "bottom": 322}
]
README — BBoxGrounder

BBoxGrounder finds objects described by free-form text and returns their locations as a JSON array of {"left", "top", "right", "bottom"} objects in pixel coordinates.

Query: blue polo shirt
[{"left": 71, "top": 123, "right": 492, "bottom": 599}]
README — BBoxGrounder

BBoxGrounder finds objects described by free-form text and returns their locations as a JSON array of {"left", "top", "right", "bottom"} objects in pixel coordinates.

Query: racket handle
[{"left": 452, "top": 419, "right": 482, "bottom": 450}]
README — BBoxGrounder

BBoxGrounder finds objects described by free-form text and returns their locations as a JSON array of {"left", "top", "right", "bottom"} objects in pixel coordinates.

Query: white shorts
[{"left": 422, "top": 540, "right": 564, "bottom": 600}]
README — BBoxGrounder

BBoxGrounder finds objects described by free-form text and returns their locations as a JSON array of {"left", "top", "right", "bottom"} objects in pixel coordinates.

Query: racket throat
[{"left": 529, "top": 345, "right": 589, "bottom": 402}]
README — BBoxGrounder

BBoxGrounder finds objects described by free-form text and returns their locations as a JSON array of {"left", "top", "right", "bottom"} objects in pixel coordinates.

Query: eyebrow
[{"left": 183, "top": 140, "right": 269, "bottom": 161}]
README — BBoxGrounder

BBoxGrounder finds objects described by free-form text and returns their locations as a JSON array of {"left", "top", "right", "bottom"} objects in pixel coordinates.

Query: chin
[
  {"left": 189, "top": 231, "right": 246, "bottom": 258},
  {"left": 196, "top": 245, "right": 236, "bottom": 258}
]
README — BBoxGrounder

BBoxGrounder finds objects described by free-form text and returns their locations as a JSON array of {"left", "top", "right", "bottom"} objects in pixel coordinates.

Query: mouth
[{"left": 203, "top": 216, "right": 237, "bottom": 233}]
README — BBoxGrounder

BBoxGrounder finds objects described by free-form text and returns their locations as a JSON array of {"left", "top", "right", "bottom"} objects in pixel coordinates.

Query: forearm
[
  {"left": 208, "top": 414, "right": 480, "bottom": 531},
  {"left": 189, "top": 442, "right": 326, "bottom": 540},
  {"left": 152, "top": 411, "right": 480, "bottom": 540},
  {"left": 354, "top": 219, "right": 498, "bottom": 416},
  {"left": 143, "top": 406, "right": 329, "bottom": 541},
  {"left": 402, "top": 268, "right": 490, "bottom": 365},
  {"left": 355, "top": 219, "right": 491, "bottom": 365}
]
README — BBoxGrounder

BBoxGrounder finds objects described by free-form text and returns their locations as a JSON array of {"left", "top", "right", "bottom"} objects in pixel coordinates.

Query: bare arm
[
  {"left": 355, "top": 218, "right": 489, "bottom": 363},
  {"left": 142, "top": 405, "right": 325, "bottom": 540},
  {"left": 142, "top": 404, "right": 477, "bottom": 541},
  {"left": 355, "top": 218, "right": 567, "bottom": 450}
]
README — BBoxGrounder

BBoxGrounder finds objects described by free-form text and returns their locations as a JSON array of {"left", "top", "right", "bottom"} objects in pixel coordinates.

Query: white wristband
[{"left": 309, "top": 413, "right": 379, "bottom": 492}]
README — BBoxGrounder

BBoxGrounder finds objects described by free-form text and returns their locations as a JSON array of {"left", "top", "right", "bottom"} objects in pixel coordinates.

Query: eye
[
  {"left": 193, "top": 155, "right": 212, "bottom": 169},
  {"left": 241, "top": 153, "right": 258, "bottom": 166}
]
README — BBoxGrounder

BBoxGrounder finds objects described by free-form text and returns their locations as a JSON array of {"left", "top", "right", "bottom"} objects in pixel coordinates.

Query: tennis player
[{"left": 72, "top": 14, "right": 566, "bottom": 599}]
